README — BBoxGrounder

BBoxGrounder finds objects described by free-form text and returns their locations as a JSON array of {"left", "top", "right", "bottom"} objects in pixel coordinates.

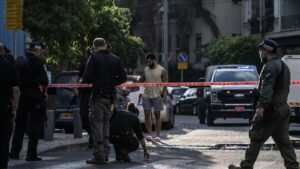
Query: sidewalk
[{"left": 10, "top": 132, "right": 89, "bottom": 160}]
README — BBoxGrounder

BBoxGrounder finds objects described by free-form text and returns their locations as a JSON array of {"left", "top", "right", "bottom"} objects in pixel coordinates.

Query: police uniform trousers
[
  {"left": 110, "top": 135, "right": 140, "bottom": 157},
  {"left": 0, "top": 105, "right": 13, "bottom": 169},
  {"left": 80, "top": 91, "right": 93, "bottom": 144},
  {"left": 240, "top": 103, "right": 299, "bottom": 169},
  {"left": 10, "top": 91, "right": 44, "bottom": 158},
  {"left": 89, "top": 97, "right": 112, "bottom": 160}
]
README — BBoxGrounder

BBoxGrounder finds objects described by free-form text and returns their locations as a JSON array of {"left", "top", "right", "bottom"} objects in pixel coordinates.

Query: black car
[
  {"left": 176, "top": 88, "right": 200, "bottom": 116},
  {"left": 52, "top": 71, "right": 80, "bottom": 133}
]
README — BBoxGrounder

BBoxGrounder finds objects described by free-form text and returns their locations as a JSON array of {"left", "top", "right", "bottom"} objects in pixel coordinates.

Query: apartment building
[
  {"left": 242, "top": 0, "right": 300, "bottom": 55},
  {"left": 131, "top": 0, "right": 243, "bottom": 73}
]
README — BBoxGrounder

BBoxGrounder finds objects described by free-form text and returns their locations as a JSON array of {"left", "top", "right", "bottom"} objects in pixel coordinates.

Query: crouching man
[{"left": 110, "top": 103, "right": 149, "bottom": 162}]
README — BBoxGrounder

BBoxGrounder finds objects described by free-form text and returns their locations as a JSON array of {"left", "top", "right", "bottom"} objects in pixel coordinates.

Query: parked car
[
  {"left": 52, "top": 71, "right": 79, "bottom": 133},
  {"left": 126, "top": 75, "right": 175, "bottom": 129},
  {"left": 167, "top": 86, "right": 189, "bottom": 113},
  {"left": 176, "top": 88, "right": 199, "bottom": 115},
  {"left": 204, "top": 65, "right": 259, "bottom": 126},
  {"left": 51, "top": 71, "right": 129, "bottom": 133}
]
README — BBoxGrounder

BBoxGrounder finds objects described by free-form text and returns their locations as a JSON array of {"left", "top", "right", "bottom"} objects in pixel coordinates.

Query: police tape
[{"left": 48, "top": 80, "right": 300, "bottom": 88}]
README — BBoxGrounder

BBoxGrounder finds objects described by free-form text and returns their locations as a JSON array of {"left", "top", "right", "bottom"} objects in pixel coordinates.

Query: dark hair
[
  {"left": 127, "top": 102, "right": 139, "bottom": 116},
  {"left": 93, "top": 38, "right": 106, "bottom": 48},
  {"left": 145, "top": 53, "right": 156, "bottom": 60}
]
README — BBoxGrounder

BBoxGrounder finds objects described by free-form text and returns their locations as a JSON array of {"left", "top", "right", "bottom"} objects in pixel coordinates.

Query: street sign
[
  {"left": 6, "top": 0, "right": 23, "bottom": 30},
  {"left": 177, "top": 52, "right": 188, "bottom": 70},
  {"left": 178, "top": 62, "right": 188, "bottom": 70},
  {"left": 178, "top": 52, "right": 188, "bottom": 62}
]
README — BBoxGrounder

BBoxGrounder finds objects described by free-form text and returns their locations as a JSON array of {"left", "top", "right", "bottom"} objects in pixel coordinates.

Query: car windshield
[
  {"left": 212, "top": 70, "right": 259, "bottom": 82},
  {"left": 54, "top": 73, "right": 78, "bottom": 108},
  {"left": 183, "top": 88, "right": 197, "bottom": 97},
  {"left": 172, "top": 88, "right": 188, "bottom": 96}
]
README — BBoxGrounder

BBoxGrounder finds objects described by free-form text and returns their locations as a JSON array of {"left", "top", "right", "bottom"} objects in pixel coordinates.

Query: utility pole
[{"left": 163, "top": 0, "right": 168, "bottom": 69}]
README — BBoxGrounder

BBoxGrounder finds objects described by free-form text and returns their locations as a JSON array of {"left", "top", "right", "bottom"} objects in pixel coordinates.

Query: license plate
[
  {"left": 235, "top": 106, "right": 245, "bottom": 112},
  {"left": 60, "top": 112, "right": 73, "bottom": 119}
]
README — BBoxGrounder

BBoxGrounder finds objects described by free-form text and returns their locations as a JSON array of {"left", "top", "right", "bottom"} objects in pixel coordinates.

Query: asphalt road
[{"left": 9, "top": 115, "right": 300, "bottom": 169}]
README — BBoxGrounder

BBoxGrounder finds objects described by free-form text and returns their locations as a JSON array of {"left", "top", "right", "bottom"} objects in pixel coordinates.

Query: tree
[
  {"left": 24, "top": 0, "right": 93, "bottom": 71},
  {"left": 24, "top": 0, "right": 144, "bottom": 71},
  {"left": 205, "top": 35, "right": 263, "bottom": 71},
  {"left": 88, "top": 2, "right": 144, "bottom": 68}
]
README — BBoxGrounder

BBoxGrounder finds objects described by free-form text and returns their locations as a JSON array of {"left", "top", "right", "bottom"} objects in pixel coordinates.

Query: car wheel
[
  {"left": 192, "top": 105, "right": 198, "bottom": 116},
  {"left": 163, "top": 108, "right": 175, "bottom": 130},
  {"left": 176, "top": 105, "right": 180, "bottom": 115},
  {"left": 206, "top": 109, "right": 214, "bottom": 126},
  {"left": 65, "top": 127, "right": 73, "bottom": 134}
]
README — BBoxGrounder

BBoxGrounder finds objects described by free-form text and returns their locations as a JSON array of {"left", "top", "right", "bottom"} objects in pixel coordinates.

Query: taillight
[{"left": 226, "top": 90, "right": 231, "bottom": 94}]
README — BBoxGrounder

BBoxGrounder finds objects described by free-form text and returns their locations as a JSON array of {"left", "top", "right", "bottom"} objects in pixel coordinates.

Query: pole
[
  {"left": 181, "top": 70, "right": 183, "bottom": 82},
  {"left": 163, "top": 0, "right": 168, "bottom": 69},
  {"left": 13, "top": 30, "right": 17, "bottom": 58}
]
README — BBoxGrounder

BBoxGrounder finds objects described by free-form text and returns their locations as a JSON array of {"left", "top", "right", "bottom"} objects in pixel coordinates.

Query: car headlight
[{"left": 211, "top": 90, "right": 221, "bottom": 103}]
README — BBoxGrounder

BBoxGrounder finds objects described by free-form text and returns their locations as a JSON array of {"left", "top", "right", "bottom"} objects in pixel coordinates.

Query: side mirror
[{"left": 198, "top": 77, "right": 205, "bottom": 82}]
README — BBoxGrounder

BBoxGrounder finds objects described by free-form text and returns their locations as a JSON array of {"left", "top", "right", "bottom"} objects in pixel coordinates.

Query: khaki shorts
[{"left": 142, "top": 96, "right": 164, "bottom": 112}]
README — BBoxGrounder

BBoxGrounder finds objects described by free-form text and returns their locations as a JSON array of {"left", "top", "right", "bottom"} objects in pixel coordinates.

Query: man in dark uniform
[
  {"left": 75, "top": 49, "right": 93, "bottom": 148},
  {"left": 10, "top": 42, "right": 49, "bottom": 161},
  {"left": 229, "top": 39, "right": 299, "bottom": 169},
  {"left": 110, "top": 103, "right": 149, "bottom": 162},
  {"left": 84, "top": 38, "right": 127, "bottom": 164},
  {"left": 0, "top": 43, "right": 20, "bottom": 169}
]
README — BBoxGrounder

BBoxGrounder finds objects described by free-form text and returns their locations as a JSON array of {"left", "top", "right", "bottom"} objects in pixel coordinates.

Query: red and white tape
[{"left": 48, "top": 80, "right": 300, "bottom": 88}]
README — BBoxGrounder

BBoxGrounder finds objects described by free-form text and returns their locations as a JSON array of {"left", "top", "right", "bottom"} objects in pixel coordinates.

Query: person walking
[
  {"left": 0, "top": 43, "right": 20, "bottom": 169},
  {"left": 10, "top": 42, "right": 49, "bottom": 161},
  {"left": 84, "top": 38, "right": 127, "bottom": 164},
  {"left": 229, "top": 39, "right": 299, "bottom": 169},
  {"left": 139, "top": 53, "right": 168, "bottom": 142}
]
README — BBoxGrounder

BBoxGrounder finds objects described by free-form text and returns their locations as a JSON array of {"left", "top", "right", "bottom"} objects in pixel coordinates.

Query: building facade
[
  {"left": 131, "top": 0, "right": 242, "bottom": 74},
  {"left": 0, "top": 0, "right": 25, "bottom": 57},
  {"left": 242, "top": 0, "right": 300, "bottom": 55}
]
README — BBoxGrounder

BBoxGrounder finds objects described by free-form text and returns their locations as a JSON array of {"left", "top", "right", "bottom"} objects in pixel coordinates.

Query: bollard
[
  {"left": 73, "top": 108, "right": 82, "bottom": 138},
  {"left": 44, "top": 110, "right": 55, "bottom": 141}
]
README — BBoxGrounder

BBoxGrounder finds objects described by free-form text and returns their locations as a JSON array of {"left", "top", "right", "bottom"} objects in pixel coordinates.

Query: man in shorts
[{"left": 139, "top": 53, "right": 168, "bottom": 142}]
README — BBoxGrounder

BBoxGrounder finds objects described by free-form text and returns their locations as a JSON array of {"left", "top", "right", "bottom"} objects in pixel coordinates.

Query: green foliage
[
  {"left": 205, "top": 35, "right": 263, "bottom": 71},
  {"left": 24, "top": 0, "right": 144, "bottom": 71}
]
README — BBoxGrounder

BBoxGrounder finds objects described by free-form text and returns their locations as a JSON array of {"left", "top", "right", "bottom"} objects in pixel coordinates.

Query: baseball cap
[
  {"left": 29, "top": 42, "right": 42, "bottom": 49},
  {"left": 257, "top": 39, "right": 278, "bottom": 53}
]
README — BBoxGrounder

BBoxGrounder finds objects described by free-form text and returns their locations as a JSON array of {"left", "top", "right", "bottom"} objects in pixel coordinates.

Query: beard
[{"left": 148, "top": 63, "right": 155, "bottom": 69}]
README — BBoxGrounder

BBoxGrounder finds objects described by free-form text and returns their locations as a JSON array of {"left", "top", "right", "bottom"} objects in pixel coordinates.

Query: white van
[{"left": 282, "top": 55, "right": 300, "bottom": 123}]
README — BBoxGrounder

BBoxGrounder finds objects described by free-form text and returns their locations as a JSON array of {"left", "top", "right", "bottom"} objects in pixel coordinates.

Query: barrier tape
[{"left": 48, "top": 80, "right": 300, "bottom": 88}]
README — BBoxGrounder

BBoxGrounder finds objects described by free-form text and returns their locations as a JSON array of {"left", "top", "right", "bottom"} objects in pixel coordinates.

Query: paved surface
[{"left": 8, "top": 115, "right": 300, "bottom": 169}]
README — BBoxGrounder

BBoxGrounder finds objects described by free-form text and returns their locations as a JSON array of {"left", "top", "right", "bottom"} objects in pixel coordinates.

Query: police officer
[
  {"left": 0, "top": 43, "right": 20, "bottom": 169},
  {"left": 10, "top": 42, "right": 49, "bottom": 161},
  {"left": 110, "top": 103, "right": 149, "bottom": 162},
  {"left": 84, "top": 38, "right": 127, "bottom": 164},
  {"left": 229, "top": 39, "right": 299, "bottom": 169}
]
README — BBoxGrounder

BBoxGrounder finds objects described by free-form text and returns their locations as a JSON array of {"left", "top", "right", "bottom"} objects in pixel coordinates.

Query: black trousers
[
  {"left": 10, "top": 94, "right": 44, "bottom": 158},
  {"left": 110, "top": 135, "right": 140, "bottom": 156},
  {"left": 79, "top": 92, "right": 93, "bottom": 143},
  {"left": 0, "top": 105, "right": 13, "bottom": 169}
]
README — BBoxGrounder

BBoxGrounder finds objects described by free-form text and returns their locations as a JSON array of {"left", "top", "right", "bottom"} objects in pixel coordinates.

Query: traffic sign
[
  {"left": 178, "top": 62, "right": 188, "bottom": 70},
  {"left": 177, "top": 52, "right": 188, "bottom": 70},
  {"left": 178, "top": 52, "right": 188, "bottom": 62},
  {"left": 6, "top": 0, "right": 23, "bottom": 30}
]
